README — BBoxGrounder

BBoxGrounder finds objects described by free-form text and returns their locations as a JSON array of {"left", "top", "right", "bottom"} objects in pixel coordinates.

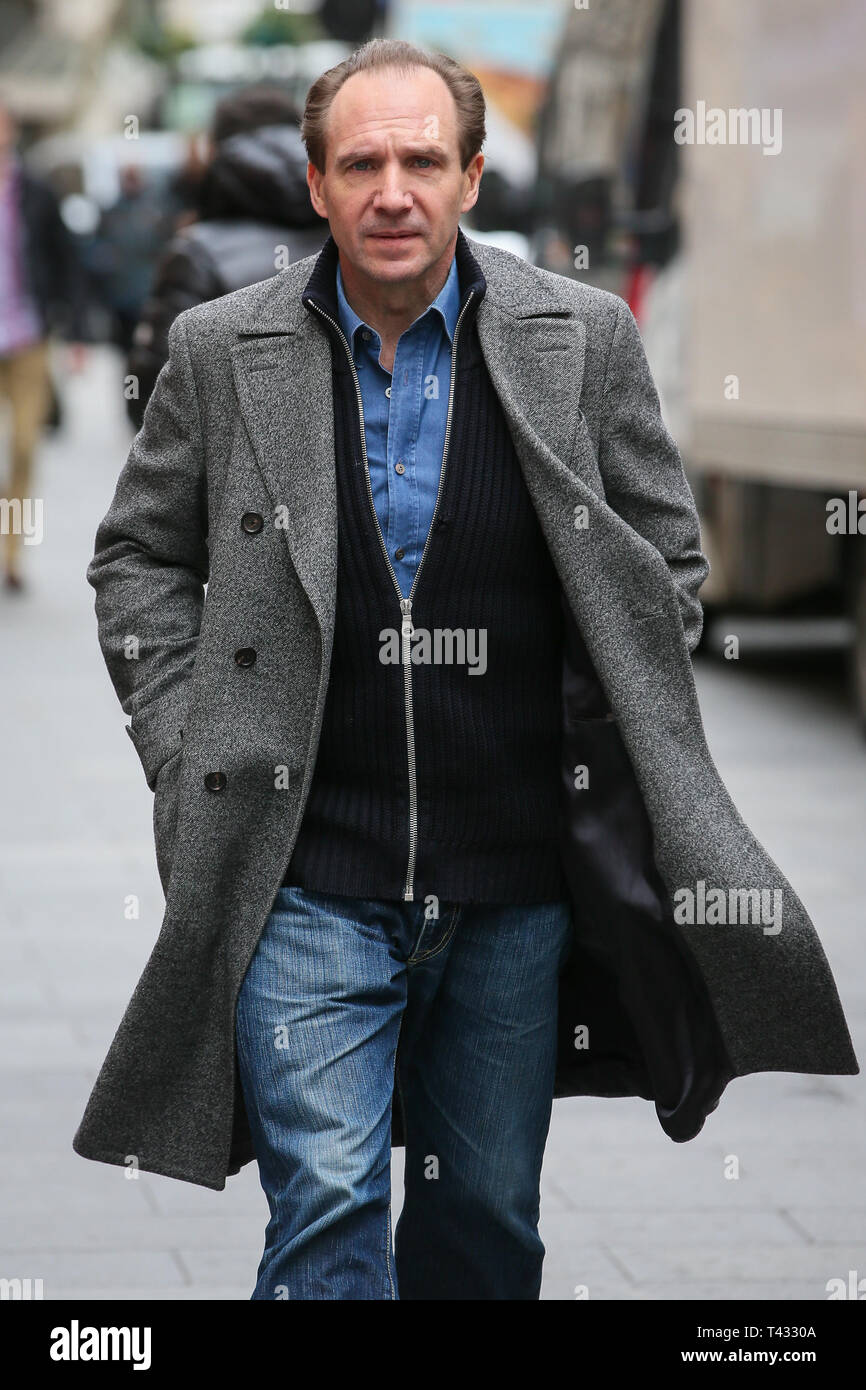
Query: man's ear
[
  {"left": 461, "top": 153, "right": 484, "bottom": 215},
  {"left": 307, "top": 162, "right": 327, "bottom": 219}
]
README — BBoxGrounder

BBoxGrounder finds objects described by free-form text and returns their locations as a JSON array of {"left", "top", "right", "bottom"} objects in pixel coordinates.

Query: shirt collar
[{"left": 335, "top": 250, "right": 461, "bottom": 350}]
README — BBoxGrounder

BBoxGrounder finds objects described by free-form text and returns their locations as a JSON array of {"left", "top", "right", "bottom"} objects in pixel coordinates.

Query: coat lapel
[
  {"left": 474, "top": 294, "right": 588, "bottom": 492},
  {"left": 229, "top": 320, "right": 339, "bottom": 656}
]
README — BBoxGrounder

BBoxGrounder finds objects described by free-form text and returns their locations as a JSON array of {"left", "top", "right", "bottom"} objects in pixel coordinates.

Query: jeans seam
[
  {"left": 394, "top": 901, "right": 459, "bottom": 1295},
  {"left": 392, "top": 999, "right": 410, "bottom": 1303},
  {"left": 384, "top": 1197, "right": 396, "bottom": 1300},
  {"left": 384, "top": 975, "right": 408, "bottom": 1302}
]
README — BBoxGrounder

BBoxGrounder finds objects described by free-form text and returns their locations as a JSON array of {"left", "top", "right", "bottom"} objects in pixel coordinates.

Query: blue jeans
[{"left": 235, "top": 884, "right": 573, "bottom": 1300}]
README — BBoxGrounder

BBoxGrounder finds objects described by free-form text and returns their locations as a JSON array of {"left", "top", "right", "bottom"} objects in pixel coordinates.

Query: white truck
[{"left": 536, "top": 0, "right": 866, "bottom": 726}]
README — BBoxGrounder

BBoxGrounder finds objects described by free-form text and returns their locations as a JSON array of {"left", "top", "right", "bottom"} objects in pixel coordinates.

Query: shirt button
[
  {"left": 394, "top": 547, "right": 405, "bottom": 561},
  {"left": 385, "top": 386, "right": 391, "bottom": 398},
  {"left": 362, "top": 330, "right": 371, "bottom": 340},
  {"left": 395, "top": 462, "right": 405, "bottom": 475}
]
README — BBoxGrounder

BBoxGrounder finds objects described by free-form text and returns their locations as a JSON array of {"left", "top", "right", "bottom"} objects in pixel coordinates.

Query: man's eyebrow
[{"left": 336, "top": 143, "right": 448, "bottom": 169}]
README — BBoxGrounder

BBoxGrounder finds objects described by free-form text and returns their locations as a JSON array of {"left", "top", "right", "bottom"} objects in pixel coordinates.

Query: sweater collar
[{"left": 302, "top": 226, "right": 487, "bottom": 335}]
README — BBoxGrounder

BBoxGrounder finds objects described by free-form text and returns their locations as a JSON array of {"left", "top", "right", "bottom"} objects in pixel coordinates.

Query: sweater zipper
[{"left": 306, "top": 289, "right": 475, "bottom": 901}]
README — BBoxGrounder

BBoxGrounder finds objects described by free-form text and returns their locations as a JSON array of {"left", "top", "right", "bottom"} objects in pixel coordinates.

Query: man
[
  {"left": 0, "top": 100, "right": 86, "bottom": 590},
  {"left": 75, "top": 40, "right": 858, "bottom": 1300}
]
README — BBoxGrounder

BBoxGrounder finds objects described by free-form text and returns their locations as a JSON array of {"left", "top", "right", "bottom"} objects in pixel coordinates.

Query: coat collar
[{"left": 233, "top": 223, "right": 571, "bottom": 335}]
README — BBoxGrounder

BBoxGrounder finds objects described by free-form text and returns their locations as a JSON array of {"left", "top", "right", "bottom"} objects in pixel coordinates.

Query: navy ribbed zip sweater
[{"left": 283, "top": 229, "right": 568, "bottom": 904}]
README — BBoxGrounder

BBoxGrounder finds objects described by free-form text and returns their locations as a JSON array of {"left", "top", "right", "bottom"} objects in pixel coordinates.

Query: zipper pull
[{"left": 400, "top": 597, "right": 413, "bottom": 642}]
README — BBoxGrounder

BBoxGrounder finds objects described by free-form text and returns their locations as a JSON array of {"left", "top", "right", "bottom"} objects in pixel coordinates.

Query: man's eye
[{"left": 349, "top": 158, "right": 435, "bottom": 171}]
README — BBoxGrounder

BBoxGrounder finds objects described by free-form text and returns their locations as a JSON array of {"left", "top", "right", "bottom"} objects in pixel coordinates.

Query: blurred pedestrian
[
  {"left": 126, "top": 85, "right": 327, "bottom": 430},
  {"left": 91, "top": 162, "right": 176, "bottom": 357},
  {"left": 166, "top": 131, "right": 210, "bottom": 229},
  {"left": 0, "top": 100, "right": 87, "bottom": 591}
]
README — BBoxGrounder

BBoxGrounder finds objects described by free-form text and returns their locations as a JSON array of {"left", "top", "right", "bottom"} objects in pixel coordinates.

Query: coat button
[
  {"left": 234, "top": 647, "right": 256, "bottom": 667},
  {"left": 241, "top": 512, "right": 264, "bottom": 534},
  {"left": 204, "top": 771, "right": 226, "bottom": 792}
]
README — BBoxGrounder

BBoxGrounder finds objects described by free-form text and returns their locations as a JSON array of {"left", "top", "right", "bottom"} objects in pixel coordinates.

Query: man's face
[{"left": 307, "top": 66, "right": 483, "bottom": 287}]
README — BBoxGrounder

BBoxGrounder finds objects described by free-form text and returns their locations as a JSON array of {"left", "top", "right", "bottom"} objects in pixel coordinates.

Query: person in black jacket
[
  {"left": 126, "top": 86, "right": 327, "bottom": 429},
  {"left": 0, "top": 99, "right": 87, "bottom": 590}
]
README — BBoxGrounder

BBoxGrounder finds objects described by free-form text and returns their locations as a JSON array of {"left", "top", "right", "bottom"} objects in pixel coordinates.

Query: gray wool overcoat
[{"left": 74, "top": 229, "right": 859, "bottom": 1191}]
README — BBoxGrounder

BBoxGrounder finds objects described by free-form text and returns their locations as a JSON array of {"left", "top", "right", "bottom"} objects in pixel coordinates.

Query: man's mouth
[{"left": 369, "top": 231, "right": 419, "bottom": 239}]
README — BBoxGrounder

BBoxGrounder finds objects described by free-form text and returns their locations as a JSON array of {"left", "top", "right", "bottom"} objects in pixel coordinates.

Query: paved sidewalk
[{"left": 1, "top": 347, "right": 863, "bottom": 1300}]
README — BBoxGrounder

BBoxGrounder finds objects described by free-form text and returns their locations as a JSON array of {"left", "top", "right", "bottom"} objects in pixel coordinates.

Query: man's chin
[{"left": 362, "top": 238, "right": 428, "bottom": 275}]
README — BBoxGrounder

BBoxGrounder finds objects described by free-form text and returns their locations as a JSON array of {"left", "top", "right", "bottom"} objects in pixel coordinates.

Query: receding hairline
[
  {"left": 318, "top": 63, "right": 463, "bottom": 166},
  {"left": 302, "top": 39, "right": 486, "bottom": 174}
]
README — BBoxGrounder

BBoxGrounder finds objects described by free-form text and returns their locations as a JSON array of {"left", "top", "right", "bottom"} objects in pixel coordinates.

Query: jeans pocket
[{"left": 408, "top": 905, "right": 460, "bottom": 964}]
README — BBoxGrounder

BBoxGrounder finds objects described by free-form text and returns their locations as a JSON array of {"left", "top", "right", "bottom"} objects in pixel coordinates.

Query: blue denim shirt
[{"left": 335, "top": 253, "right": 461, "bottom": 598}]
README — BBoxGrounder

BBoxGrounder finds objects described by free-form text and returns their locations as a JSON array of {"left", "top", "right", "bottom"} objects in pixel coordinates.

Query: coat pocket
[
  {"left": 153, "top": 741, "right": 184, "bottom": 895},
  {"left": 126, "top": 675, "right": 193, "bottom": 791}
]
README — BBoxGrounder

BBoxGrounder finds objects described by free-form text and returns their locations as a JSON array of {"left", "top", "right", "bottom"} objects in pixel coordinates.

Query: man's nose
[{"left": 373, "top": 164, "right": 413, "bottom": 210}]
